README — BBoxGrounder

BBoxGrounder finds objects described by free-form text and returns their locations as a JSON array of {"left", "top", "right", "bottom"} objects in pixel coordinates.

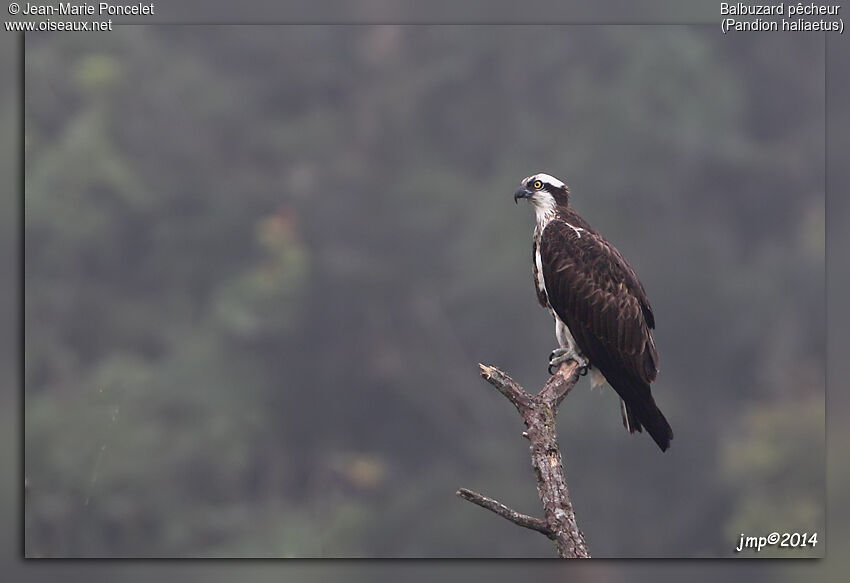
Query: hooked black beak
[{"left": 514, "top": 187, "right": 532, "bottom": 204}]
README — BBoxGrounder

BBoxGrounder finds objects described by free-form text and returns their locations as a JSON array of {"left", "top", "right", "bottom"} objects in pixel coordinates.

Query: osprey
[{"left": 514, "top": 173, "right": 673, "bottom": 451}]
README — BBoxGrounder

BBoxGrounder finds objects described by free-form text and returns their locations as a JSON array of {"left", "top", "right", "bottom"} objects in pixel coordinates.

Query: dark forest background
[{"left": 23, "top": 26, "right": 824, "bottom": 557}]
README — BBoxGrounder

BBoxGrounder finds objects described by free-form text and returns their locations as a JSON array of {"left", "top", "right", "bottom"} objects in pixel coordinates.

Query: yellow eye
[{"left": 532, "top": 180, "right": 543, "bottom": 190}]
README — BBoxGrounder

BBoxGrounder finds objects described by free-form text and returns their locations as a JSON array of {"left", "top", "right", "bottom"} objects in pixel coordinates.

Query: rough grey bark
[{"left": 456, "top": 360, "right": 590, "bottom": 558}]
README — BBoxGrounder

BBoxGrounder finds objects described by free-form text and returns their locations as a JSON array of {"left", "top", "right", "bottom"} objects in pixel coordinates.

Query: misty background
[{"left": 22, "top": 25, "right": 824, "bottom": 557}]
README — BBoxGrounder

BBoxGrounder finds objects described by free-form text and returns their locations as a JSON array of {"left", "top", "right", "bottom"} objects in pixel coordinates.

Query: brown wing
[{"left": 539, "top": 217, "right": 673, "bottom": 450}]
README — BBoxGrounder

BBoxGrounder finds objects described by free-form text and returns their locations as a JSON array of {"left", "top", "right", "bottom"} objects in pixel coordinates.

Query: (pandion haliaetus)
[{"left": 514, "top": 173, "right": 674, "bottom": 451}]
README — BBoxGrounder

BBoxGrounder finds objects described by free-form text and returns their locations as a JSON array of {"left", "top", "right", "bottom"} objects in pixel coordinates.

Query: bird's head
[{"left": 513, "top": 173, "right": 570, "bottom": 219}]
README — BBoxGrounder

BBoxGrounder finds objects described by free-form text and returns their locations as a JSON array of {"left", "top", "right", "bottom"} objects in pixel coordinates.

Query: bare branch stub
[
  {"left": 477, "top": 364, "right": 532, "bottom": 411},
  {"left": 459, "top": 361, "right": 590, "bottom": 558},
  {"left": 456, "top": 488, "right": 551, "bottom": 536}
]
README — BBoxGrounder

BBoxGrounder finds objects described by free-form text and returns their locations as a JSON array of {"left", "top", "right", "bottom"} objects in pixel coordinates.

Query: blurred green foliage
[{"left": 24, "top": 26, "right": 824, "bottom": 557}]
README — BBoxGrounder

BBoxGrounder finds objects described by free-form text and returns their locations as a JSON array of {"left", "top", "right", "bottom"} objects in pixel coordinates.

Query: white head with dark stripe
[{"left": 513, "top": 173, "right": 570, "bottom": 222}]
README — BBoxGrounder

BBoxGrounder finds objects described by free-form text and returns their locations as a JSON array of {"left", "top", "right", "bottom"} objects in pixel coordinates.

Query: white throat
[{"left": 531, "top": 193, "right": 557, "bottom": 226}]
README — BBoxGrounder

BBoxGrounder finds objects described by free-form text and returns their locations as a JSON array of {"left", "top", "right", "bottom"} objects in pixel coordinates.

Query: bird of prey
[{"left": 514, "top": 173, "right": 673, "bottom": 451}]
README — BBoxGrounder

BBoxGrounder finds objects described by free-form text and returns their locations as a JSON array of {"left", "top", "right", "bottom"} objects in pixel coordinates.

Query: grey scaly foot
[{"left": 548, "top": 347, "right": 588, "bottom": 375}]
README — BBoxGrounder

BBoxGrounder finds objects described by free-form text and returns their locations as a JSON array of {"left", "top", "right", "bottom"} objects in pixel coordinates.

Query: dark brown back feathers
[{"left": 538, "top": 208, "right": 673, "bottom": 450}]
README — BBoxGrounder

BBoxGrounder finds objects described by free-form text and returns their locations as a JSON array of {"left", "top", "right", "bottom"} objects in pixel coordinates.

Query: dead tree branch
[
  {"left": 456, "top": 488, "right": 551, "bottom": 536},
  {"left": 456, "top": 360, "right": 590, "bottom": 558}
]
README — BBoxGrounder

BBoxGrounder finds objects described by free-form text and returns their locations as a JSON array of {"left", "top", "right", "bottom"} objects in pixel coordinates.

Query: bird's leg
[
  {"left": 551, "top": 319, "right": 588, "bottom": 375},
  {"left": 548, "top": 347, "right": 588, "bottom": 375}
]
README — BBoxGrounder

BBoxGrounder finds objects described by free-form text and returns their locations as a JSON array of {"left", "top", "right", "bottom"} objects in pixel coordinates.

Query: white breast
[{"left": 534, "top": 241, "right": 547, "bottom": 303}]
